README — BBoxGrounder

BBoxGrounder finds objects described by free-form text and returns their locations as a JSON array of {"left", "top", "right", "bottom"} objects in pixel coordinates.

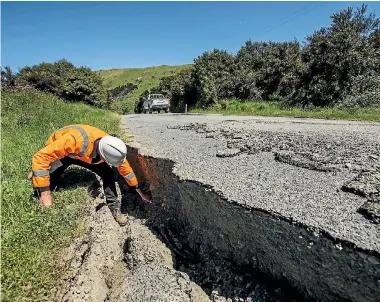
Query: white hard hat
[{"left": 98, "top": 136, "right": 127, "bottom": 167}]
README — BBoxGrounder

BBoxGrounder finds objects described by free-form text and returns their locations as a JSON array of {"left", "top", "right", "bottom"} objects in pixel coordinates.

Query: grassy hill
[
  {"left": 98, "top": 64, "right": 191, "bottom": 113},
  {"left": 1, "top": 90, "right": 126, "bottom": 301}
]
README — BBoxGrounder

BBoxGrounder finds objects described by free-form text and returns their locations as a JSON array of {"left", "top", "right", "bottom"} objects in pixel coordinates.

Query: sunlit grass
[
  {"left": 1, "top": 90, "right": 125, "bottom": 301},
  {"left": 190, "top": 100, "right": 380, "bottom": 122}
]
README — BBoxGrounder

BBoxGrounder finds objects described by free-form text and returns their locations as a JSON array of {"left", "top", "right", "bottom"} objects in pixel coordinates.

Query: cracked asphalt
[{"left": 122, "top": 114, "right": 380, "bottom": 253}]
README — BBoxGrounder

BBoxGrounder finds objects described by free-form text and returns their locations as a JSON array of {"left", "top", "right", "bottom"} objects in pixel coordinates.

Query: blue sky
[{"left": 2, "top": 1, "right": 379, "bottom": 71}]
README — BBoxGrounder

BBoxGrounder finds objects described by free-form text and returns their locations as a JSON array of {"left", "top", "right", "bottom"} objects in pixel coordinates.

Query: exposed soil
[{"left": 54, "top": 180, "right": 212, "bottom": 302}]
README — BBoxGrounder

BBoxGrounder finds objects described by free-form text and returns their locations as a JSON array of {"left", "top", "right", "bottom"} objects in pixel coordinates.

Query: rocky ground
[{"left": 54, "top": 183, "right": 212, "bottom": 302}]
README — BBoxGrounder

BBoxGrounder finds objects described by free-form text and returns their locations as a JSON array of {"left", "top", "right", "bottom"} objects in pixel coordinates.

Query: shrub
[
  {"left": 337, "top": 74, "right": 380, "bottom": 108},
  {"left": 14, "top": 59, "right": 109, "bottom": 108},
  {"left": 16, "top": 59, "right": 75, "bottom": 94},
  {"left": 291, "top": 5, "right": 380, "bottom": 107},
  {"left": 154, "top": 4, "right": 379, "bottom": 110},
  {"left": 1, "top": 66, "right": 16, "bottom": 87},
  {"left": 60, "top": 67, "right": 108, "bottom": 107}
]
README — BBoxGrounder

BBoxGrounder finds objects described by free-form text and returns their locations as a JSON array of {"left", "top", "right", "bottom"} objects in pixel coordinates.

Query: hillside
[
  {"left": 99, "top": 64, "right": 191, "bottom": 95},
  {"left": 98, "top": 64, "right": 191, "bottom": 113}
]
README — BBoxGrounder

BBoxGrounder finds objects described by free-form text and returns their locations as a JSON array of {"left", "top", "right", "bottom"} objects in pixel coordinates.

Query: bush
[
  {"left": 156, "top": 68, "right": 197, "bottom": 111},
  {"left": 291, "top": 5, "right": 380, "bottom": 107},
  {"left": 235, "top": 40, "right": 305, "bottom": 100},
  {"left": 220, "top": 100, "right": 228, "bottom": 110},
  {"left": 109, "top": 99, "right": 135, "bottom": 114},
  {"left": 1, "top": 66, "right": 16, "bottom": 87},
  {"left": 60, "top": 67, "right": 108, "bottom": 107},
  {"left": 16, "top": 59, "right": 75, "bottom": 94},
  {"left": 268, "top": 93, "right": 284, "bottom": 103},
  {"left": 337, "top": 74, "right": 380, "bottom": 108},
  {"left": 193, "top": 49, "right": 236, "bottom": 107},
  {"left": 14, "top": 59, "right": 109, "bottom": 108},
  {"left": 153, "top": 4, "right": 379, "bottom": 110}
]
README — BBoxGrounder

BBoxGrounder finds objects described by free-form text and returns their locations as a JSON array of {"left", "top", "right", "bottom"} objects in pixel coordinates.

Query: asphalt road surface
[{"left": 122, "top": 113, "right": 380, "bottom": 253}]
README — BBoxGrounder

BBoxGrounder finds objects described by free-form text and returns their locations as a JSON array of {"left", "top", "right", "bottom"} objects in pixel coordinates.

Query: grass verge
[
  {"left": 190, "top": 100, "right": 380, "bottom": 122},
  {"left": 1, "top": 90, "right": 125, "bottom": 301}
]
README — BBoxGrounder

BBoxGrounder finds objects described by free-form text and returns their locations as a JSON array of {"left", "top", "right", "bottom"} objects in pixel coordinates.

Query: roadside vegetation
[
  {"left": 0, "top": 90, "right": 124, "bottom": 301},
  {"left": 5, "top": 59, "right": 109, "bottom": 107},
  {"left": 153, "top": 5, "right": 380, "bottom": 117},
  {"left": 190, "top": 100, "right": 380, "bottom": 122}
]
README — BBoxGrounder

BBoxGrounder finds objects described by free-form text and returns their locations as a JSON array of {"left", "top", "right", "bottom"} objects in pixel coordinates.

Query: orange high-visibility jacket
[{"left": 32, "top": 124, "right": 138, "bottom": 192}]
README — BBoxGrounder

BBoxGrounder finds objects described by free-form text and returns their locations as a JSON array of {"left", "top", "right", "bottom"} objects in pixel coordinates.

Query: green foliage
[
  {"left": 1, "top": 66, "right": 16, "bottom": 87},
  {"left": 237, "top": 40, "right": 305, "bottom": 100},
  {"left": 14, "top": 59, "right": 109, "bottom": 108},
  {"left": 292, "top": 4, "right": 380, "bottom": 107},
  {"left": 191, "top": 99, "right": 380, "bottom": 122},
  {"left": 193, "top": 49, "right": 235, "bottom": 107},
  {"left": 109, "top": 98, "right": 136, "bottom": 114},
  {"left": 16, "top": 59, "right": 75, "bottom": 94},
  {"left": 1, "top": 90, "right": 123, "bottom": 301},
  {"left": 145, "top": 68, "right": 197, "bottom": 112},
  {"left": 153, "top": 4, "right": 379, "bottom": 110},
  {"left": 337, "top": 74, "right": 380, "bottom": 108},
  {"left": 60, "top": 67, "right": 108, "bottom": 107}
]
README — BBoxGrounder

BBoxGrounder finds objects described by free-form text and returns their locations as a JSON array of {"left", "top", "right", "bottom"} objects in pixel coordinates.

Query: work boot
[{"left": 109, "top": 205, "right": 128, "bottom": 226}]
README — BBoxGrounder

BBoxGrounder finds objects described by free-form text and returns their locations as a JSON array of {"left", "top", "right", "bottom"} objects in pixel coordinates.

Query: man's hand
[
  {"left": 136, "top": 188, "right": 152, "bottom": 203},
  {"left": 40, "top": 191, "right": 54, "bottom": 207}
]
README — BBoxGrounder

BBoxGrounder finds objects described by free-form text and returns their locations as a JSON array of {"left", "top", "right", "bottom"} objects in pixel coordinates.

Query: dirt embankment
[{"left": 53, "top": 179, "right": 211, "bottom": 302}]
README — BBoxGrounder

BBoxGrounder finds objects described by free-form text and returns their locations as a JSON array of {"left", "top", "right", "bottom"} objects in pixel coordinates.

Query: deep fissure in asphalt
[
  {"left": 121, "top": 174, "right": 303, "bottom": 302},
  {"left": 124, "top": 146, "right": 380, "bottom": 302}
]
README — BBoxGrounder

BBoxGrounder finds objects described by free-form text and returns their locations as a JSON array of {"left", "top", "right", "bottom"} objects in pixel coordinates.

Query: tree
[
  {"left": 193, "top": 49, "right": 235, "bottom": 107},
  {"left": 1, "top": 66, "right": 16, "bottom": 87},
  {"left": 235, "top": 40, "right": 305, "bottom": 101},
  {"left": 292, "top": 4, "right": 380, "bottom": 107},
  {"left": 156, "top": 68, "right": 197, "bottom": 111}
]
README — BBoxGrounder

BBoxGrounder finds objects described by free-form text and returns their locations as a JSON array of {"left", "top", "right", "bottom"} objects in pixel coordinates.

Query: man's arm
[{"left": 117, "top": 160, "right": 151, "bottom": 202}]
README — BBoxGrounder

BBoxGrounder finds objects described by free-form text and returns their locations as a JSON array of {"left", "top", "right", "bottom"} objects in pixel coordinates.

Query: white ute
[{"left": 142, "top": 94, "right": 170, "bottom": 114}]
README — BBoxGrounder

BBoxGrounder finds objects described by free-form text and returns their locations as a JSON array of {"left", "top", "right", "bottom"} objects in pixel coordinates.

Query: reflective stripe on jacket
[{"left": 32, "top": 124, "right": 138, "bottom": 191}]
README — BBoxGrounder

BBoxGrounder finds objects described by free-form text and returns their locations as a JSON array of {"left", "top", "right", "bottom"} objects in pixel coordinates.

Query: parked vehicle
[{"left": 142, "top": 94, "right": 170, "bottom": 114}]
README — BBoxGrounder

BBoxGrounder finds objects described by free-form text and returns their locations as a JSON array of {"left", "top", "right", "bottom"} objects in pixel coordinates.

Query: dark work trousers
[{"left": 48, "top": 157, "right": 121, "bottom": 209}]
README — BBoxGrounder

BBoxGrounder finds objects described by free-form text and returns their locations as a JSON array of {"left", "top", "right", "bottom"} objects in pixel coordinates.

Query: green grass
[
  {"left": 1, "top": 90, "right": 125, "bottom": 302},
  {"left": 190, "top": 100, "right": 380, "bottom": 122},
  {"left": 98, "top": 64, "right": 191, "bottom": 113}
]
